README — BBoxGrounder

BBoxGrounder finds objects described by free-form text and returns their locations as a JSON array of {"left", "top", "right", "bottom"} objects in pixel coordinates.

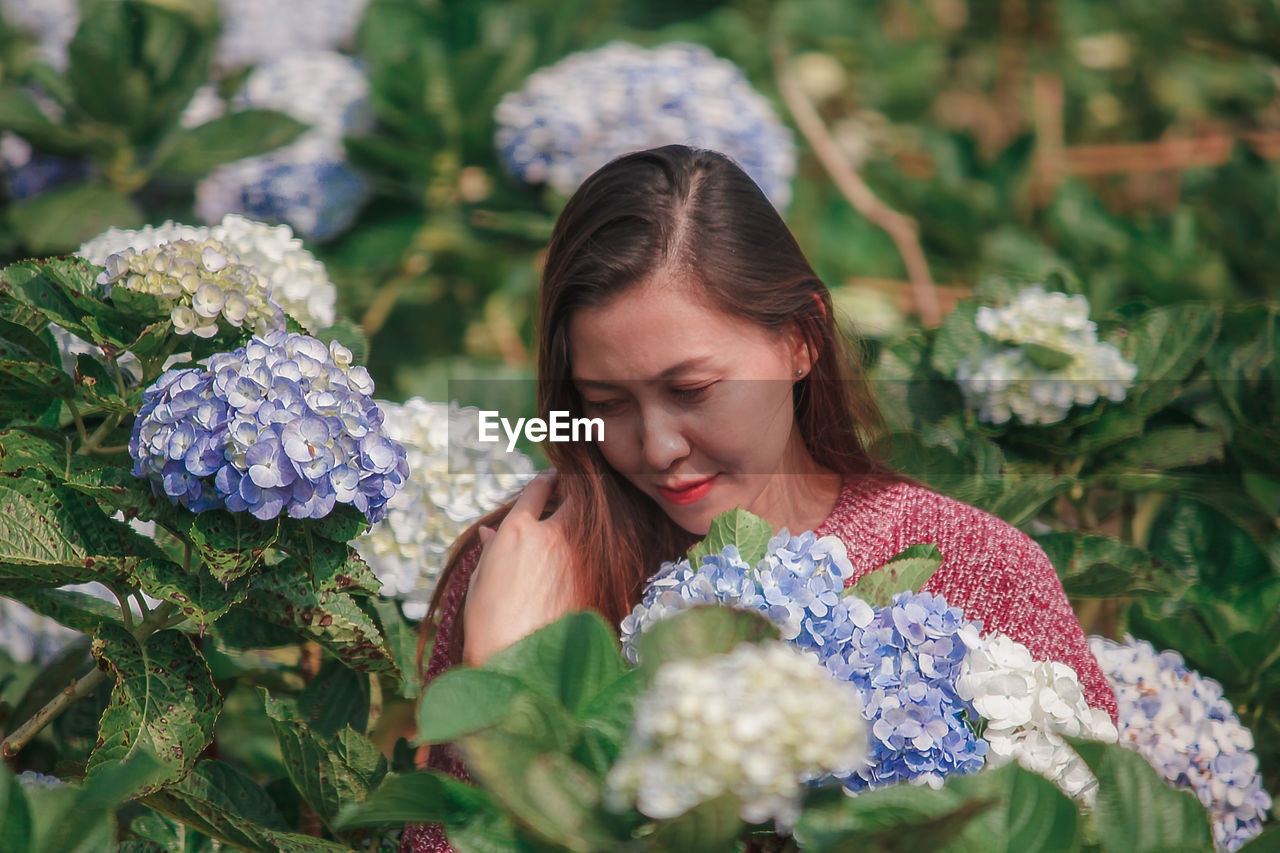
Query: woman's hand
[{"left": 461, "top": 469, "right": 579, "bottom": 667}]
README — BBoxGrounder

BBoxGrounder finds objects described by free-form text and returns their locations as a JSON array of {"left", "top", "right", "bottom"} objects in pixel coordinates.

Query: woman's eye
[
  {"left": 670, "top": 384, "right": 712, "bottom": 403},
  {"left": 582, "top": 398, "right": 624, "bottom": 415}
]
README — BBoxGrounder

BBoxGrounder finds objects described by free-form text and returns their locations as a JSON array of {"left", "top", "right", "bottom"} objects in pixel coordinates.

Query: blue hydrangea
[
  {"left": 495, "top": 41, "right": 795, "bottom": 209},
  {"left": 822, "top": 591, "right": 987, "bottom": 792},
  {"left": 620, "top": 530, "right": 867, "bottom": 665},
  {"left": 130, "top": 331, "right": 409, "bottom": 522}
]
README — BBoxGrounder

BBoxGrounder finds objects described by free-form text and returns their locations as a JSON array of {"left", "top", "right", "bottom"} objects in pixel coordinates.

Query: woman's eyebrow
[{"left": 574, "top": 357, "right": 713, "bottom": 388}]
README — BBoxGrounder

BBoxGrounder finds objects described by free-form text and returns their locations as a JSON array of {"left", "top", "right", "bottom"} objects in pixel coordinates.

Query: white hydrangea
[
  {"left": 195, "top": 52, "right": 373, "bottom": 241},
  {"left": 955, "top": 286, "right": 1138, "bottom": 426},
  {"left": 1090, "top": 635, "right": 1272, "bottom": 852},
  {"left": 957, "top": 632, "right": 1118, "bottom": 803},
  {"left": 96, "top": 238, "right": 286, "bottom": 338},
  {"left": 214, "top": 0, "right": 371, "bottom": 71},
  {"left": 80, "top": 215, "right": 336, "bottom": 332},
  {"left": 179, "top": 84, "right": 227, "bottom": 129},
  {"left": 495, "top": 41, "right": 795, "bottom": 209},
  {"left": 352, "top": 399, "right": 536, "bottom": 619},
  {"left": 604, "top": 642, "right": 868, "bottom": 830}
]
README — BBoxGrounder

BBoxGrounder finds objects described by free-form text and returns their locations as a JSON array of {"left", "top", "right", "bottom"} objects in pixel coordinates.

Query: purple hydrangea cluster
[
  {"left": 1091, "top": 635, "right": 1272, "bottom": 851},
  {"left": 130, "top": 331, "right": 409, "bottom": 522},
  {"left": 823, "top": 591, "right": 988, "bottom": 792}
]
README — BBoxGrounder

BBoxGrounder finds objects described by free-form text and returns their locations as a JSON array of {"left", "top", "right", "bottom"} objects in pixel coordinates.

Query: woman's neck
[{"left": 744, "top": 435, "right": 844, "bottom": 533}]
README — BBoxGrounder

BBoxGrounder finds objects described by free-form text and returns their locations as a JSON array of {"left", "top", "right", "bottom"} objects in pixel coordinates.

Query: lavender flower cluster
[
  {"left": 495, "top": 41, "right": 796, "bottom": 209},
  {"left": 621, "top": 535, "right": 989, "bottom": 793},
  {"left": 130, "top": 331, "right": 408, "bottom": 522},
  {"left": 1091, "top": 635, "right": 1272, "bottom": 851}
]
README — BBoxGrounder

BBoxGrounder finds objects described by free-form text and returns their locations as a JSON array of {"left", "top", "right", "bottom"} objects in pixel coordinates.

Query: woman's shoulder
[{"left": 823, "top": 475, "right": 1042, "bottom": 567}]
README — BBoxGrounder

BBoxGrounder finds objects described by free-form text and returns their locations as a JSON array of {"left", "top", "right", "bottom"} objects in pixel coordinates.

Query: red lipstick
[{"left": 658, "top": 474, "right": 717, "bottom": 505}]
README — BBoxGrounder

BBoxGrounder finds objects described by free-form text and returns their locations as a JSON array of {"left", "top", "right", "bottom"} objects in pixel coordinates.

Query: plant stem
[
  {"left": 0, "top": 601, "right": 180, "bottom": 758},
  {"left": 66, "top": 399, "right": 90, "bottom": 445},
  {"left": 112, "top": 586, "right": 135, "bottom": 632},
  {"left": 366, "top": 676, "right": 383, "bottom": 739},
  {"left": 75, "top": 412, "right": 123, "bottom": 456}
]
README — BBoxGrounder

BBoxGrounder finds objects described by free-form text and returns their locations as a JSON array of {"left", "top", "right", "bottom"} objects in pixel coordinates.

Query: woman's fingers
[
  {"left": 478, "top": 525, "right": 496, "bottom": 548},
  {"left": 506, "top": 468, "right": 557, "bottom": 522}
]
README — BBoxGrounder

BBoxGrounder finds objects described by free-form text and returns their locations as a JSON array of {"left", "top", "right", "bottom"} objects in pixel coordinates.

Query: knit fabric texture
[{"left": 400, "top": 474, "right": 1119, "bottom": 853}]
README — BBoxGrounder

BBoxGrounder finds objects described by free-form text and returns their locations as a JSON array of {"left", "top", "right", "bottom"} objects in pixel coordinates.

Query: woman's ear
[{"left": 785, "top": 320, "right": 816, "bottom": 379}]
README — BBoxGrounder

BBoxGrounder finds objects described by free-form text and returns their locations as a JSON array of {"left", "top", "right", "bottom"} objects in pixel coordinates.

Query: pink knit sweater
[{"left": 400, "top": 475, "right": 1118, "bottom": 853}]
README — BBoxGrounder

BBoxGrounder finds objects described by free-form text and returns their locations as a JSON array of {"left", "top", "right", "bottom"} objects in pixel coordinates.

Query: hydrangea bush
[
  {"left": 353, "top": 398, "right": 535, "bottom": 617},
  {"left": 954, "top": 285, "right": 1139, "bottom": 425},
  {"left": 495, "top": 41, "right": 796, "bottom": 208},
  {"left": 1092, "top": 635, "right": 1272, "bottom": 851},
  {"left": 619, "top": 512, "right": 1118, "bottom": 803}
]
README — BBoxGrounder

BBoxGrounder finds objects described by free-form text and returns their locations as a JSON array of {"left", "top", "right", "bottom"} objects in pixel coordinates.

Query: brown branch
[{"left": 772, "top": 43, "right": 943, "bottom": 329}]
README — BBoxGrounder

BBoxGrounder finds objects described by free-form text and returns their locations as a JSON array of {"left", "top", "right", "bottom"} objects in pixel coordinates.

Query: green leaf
[
  {"left": 685, "top": 507, "right": 775, "bottom": 567},
  {"left": 416, "top": 669, "right": 528, "bottom": 744},
  {"left": 242, "top": 570, "right": 399, "bottom": 674},
  {"left": 87, "top": 624, "right": 221, "bottom": 796},
  {"left": 130, "top": 557, "right": 251, "bottom": 630},
  {"left": 644, "top": 793, "right": 742, "bottom": 853},
  {"left": 1021, "top": 342, "right": 1076, "bottom": 370},
  {"left": 139, "top": 760, "right": 289, "bottom": 853},
  {"left": 6, "top": 586, "right": 122, "bottom": 633},
  {"left": 333, "top": 770, "right": 493, "bottom": 829},
  {"left": 298, "top": 656, "right": 370, "bottom": 737},
  {"left": 152, "top": 110, "right": 308, "bottom": 178},
  {"left": 953, "top": 764, "right": 1080, "bottom": 853},
  {"left": 0, "top": 358, "right": 74, "bottom": 399},
  {"left": 632, "top": 606, "right": 779, "bottom": 673},
  {"left": 1236, "top": 826, "right": 1280, "bottom": 853},
  {"left": 261, "top": 688, "right": 388, "bottom": 829},
  {"left": 276, "top": 524, "right": 381, "bottom": 595},
  {"left": 1096, "top": 426, "right": 1226, "bottom": 477},
  {"left": 1119, "top": 303, "right": 1220, "bottom": 416},
  {"left": 458, "top": 726, "right": 613, "bottom": 852},
  {"left": 0, "top": 476, "right": 140, "bottom": 590},
  {"left": 930, "top": 301, "right": 985, "bottom": 377},
  {"left": 10, "top": 184, "right": 145, "bottom": 255},
  {"left": 25, "top": 750, "right": 167, "bottom": 853},
  {"left": 1066, "top": 738, "right": 1214, "bottom": 853},
  {"left": 483, "top": 610, "right": 628, "bottom": 717},
  {"left": 0, "top": 763, "right": 35, "bottom": 853},
  {"left": 188, "top": 510, "right": 279, "bottom": 585},
  {"left": 1035, "top": 532, "right": 1192, "bottom": 599},
  {"left": 372, "top": 598, "right": 421, "bottom": 698},
  {"left": 843, "top": 543, "right": 944, "bottom": 607}
]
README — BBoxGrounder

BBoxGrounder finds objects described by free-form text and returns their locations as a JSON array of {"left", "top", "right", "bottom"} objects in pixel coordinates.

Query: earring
[{"left": 795, "top": 368, "right": 804, "bottom": 377}]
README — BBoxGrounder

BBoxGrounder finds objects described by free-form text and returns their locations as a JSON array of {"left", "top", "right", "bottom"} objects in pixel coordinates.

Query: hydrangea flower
[
  {"left": 954, "top": 286, "right": 1138, "bottom": 426},
  {"left": 823, "top": 591, "right": 988, "bottom": 792},
  {"left": 958, "top": 632, "right": 1117, "bottom": 802},
  {"left": 495, "top": 41, "right": 795, "bottom": 209},
  {"left": 214, "top": 0, "right": 370, "bottom": 71},
  {"left": 604, "top": 641, "right": 868, "bottom": 829},
  {"left": 96, "top": 237, "right": 286, "bottom": 339},
  {"left": 130, "top": 330, "right": 408, "bottom": 522},
  {"left": 1091, "top": 635, "right": 1272, "bottom": 852},
  {"left": 16, "top": 771, "right": 66, "bottom": 791},
  {"left": 619, "top": 531, "right": 864, "bottom": 665},
  {"left": 196, "top": 52, "right": 373, "bottom": 242},
  {"left": 352, "top": 399, "right": 536, "bottom": 619},
  {"left": 81, "top": 215, "right": 338, "bottom": 332}
]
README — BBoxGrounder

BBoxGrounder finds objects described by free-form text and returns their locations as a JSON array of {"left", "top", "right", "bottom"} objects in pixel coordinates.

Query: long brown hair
[{"left": 422, "top": 144, "right": 902, "bottom": 653}]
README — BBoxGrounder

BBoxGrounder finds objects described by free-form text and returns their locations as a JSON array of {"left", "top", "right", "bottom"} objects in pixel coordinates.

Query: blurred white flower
[
  {"left": 214, "top": 0, "right": 371, "bottom": 71},
  {"left": 0, "top": 0, "right": 77, "bottom": 70},
  {"left": 1091, "top": 635, "right": 1272, "bottom": 852},
  {"left": 496, "top": 41, "right": 795, "bottom": 209},
  {"left": 195, "top": 52, "right": 373, "bottom": 242},
  {"left": 958, "top": 632, "right": 1117, "bottom": 802},
  {"left": 955, "top": 285, "right": 1138, "bottom": 425},
  {"left": 604, "top": 641, "right": 868, "bottom": 830},
  {"left": 353, "top": 399, "right": 536, "bottom": 619}
]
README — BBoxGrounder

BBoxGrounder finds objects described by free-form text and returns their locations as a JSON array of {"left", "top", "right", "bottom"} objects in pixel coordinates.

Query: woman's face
[{"left": 568, "top": 277, "right": 815, "bottom": 535}]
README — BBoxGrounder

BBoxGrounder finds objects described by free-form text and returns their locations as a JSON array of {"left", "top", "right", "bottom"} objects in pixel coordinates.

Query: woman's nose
[{"left": 638, "top": 408, "right": 690, "bottom": 472}]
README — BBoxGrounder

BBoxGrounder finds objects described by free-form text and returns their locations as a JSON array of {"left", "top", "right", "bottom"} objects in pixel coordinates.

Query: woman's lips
[{"left": 657, "top": 474, "right": 718, "bottom": 505}]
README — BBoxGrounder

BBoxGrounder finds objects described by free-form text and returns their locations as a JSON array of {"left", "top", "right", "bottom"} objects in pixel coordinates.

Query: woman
[{"left": 401, "top": 145, "right": 1117, "bottom": 852}]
